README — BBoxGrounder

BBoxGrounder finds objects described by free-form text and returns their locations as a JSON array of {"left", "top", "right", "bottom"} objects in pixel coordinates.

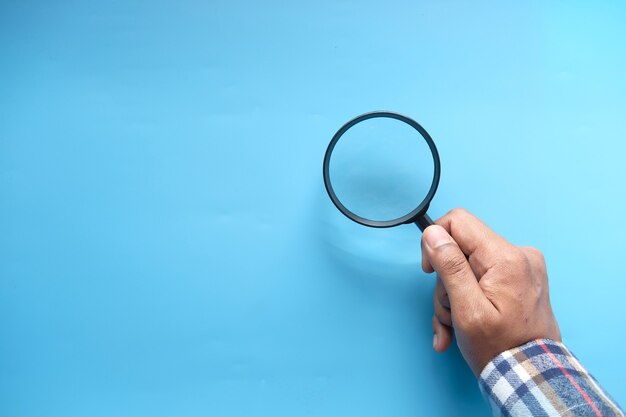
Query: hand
[{"left": 421, "top": 208, "right": 561, "bottom": 376}]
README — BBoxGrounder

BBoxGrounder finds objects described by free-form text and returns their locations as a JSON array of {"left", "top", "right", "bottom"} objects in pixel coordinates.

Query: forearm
[{"left": 479, "top": 339, "right": 623, "bottom": 417}]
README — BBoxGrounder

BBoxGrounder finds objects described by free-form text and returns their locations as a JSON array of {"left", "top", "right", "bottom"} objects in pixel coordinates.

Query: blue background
[{"left": 1, "top": 1, "right": 625, "bottom": 416}]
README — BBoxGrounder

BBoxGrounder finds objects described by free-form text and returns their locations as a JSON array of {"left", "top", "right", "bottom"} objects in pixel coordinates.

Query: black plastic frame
[{"left": 322, "top": 111, "right": 440, "bottom": 230}]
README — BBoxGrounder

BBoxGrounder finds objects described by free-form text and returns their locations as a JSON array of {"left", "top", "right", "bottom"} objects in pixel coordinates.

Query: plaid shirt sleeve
[{"left": 479, "top": 339, "right": 623, "bottom": 417}]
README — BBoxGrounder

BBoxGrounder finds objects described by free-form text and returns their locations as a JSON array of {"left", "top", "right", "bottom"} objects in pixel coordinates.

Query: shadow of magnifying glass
[{"left": 315, "top": 111, "right": 486, "bottom": 413}]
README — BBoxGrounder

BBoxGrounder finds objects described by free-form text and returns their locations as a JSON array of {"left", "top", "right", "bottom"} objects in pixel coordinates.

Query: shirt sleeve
[{"left": 478, "top": 339, "right": 624, "bottom": 417}]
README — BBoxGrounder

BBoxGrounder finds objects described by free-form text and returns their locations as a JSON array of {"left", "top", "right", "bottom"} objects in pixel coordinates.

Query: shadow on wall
[{"left": 313, "top": 190, "right": 486, "bottom": 414}]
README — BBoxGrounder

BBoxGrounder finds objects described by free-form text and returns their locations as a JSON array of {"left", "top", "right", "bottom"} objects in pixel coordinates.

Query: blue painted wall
[{"left": 1, "top": 1, "right": 625, "bottom": 416}]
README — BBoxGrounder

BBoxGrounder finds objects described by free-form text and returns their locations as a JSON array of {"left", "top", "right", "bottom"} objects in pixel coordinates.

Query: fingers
[
  {"left": 434, "top": 294, "right": 452, "bottom": 326},
  {"left": 433, "top": 276, "right": 452, "bottom": 351},
  {"left": 435, "top": 208, "right": 514, "bottom": 276},
  {"left": 434, "top": 276, "right": 451, "bottom": 327},
  {"left": 422, "top": 225, "right": 490, "bottom": 314},
  {"left": 435, "top": 276, "right": 450, "bottom": 309},
  {"left": 422, "top": 251, "right": 434, "bottom": 274},
  {"left": 432, "top": 315, "right": 453, "bottom": 352}
]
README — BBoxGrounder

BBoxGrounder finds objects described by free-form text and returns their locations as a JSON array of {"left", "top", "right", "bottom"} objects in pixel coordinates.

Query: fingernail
[
  {"left": 424, "top": 226, "right": 452, "bottom": 249},
  {"left": 433, "top": 333, "right": 438, "bottom": 350}
]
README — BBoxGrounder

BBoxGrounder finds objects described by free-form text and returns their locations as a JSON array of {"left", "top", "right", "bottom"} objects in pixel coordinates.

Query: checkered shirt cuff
[{"left": 478, "top": 339, "right": 623, "bottom": 417}]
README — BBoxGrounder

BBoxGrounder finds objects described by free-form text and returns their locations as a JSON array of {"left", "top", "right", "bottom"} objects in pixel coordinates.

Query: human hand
[{"left": 421, "top": 208, "right": 561, "bottom": 376}]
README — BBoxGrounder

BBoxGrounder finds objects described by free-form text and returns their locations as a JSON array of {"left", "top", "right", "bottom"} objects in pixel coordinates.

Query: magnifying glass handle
[{"left": 415, "top": 213, "right": 434, "bottom": 232}]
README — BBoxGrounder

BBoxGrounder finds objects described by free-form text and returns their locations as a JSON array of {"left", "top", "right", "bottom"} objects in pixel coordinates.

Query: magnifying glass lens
[{"left": 329, "top": 117, "right": 435, "bottom": 222}]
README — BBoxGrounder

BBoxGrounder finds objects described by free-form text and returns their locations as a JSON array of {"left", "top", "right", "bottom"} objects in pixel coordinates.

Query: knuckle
[
  {"left": 434, "top": 303, "right": 452, "bottom": 326},
  {"left": 496, "top": 252, "right": 532, "bottom": 283},
  {"left": 527, "top": 246, "right": 544, "bottom": 258},
  {"left": 447, "top": 207, "right": 469, "bottom": 219},
  {"left": 431, "top": 315, "right": 440, "bottom": 331},
  {"left": 529, "top": 247, "right": 547, "bottom": 269},
  {"left": 504, "top": 248, "right": 530, "bottom": 270},
  {"left": 523, "top": 246, "right": 545, "bottom": 262},
  {"left": 438, "top": 291, "right": 450, "bottom": 308}
]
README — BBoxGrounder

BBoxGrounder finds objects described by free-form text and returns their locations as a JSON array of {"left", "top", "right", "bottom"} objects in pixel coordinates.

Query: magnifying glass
[{"left": 323, "top": 111, "right": 440, "bottom": 231}]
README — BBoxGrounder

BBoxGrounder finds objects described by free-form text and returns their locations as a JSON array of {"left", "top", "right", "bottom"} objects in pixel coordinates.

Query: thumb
[{"left": 422, "top": 225, "right": 488, "bottom": 314}]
